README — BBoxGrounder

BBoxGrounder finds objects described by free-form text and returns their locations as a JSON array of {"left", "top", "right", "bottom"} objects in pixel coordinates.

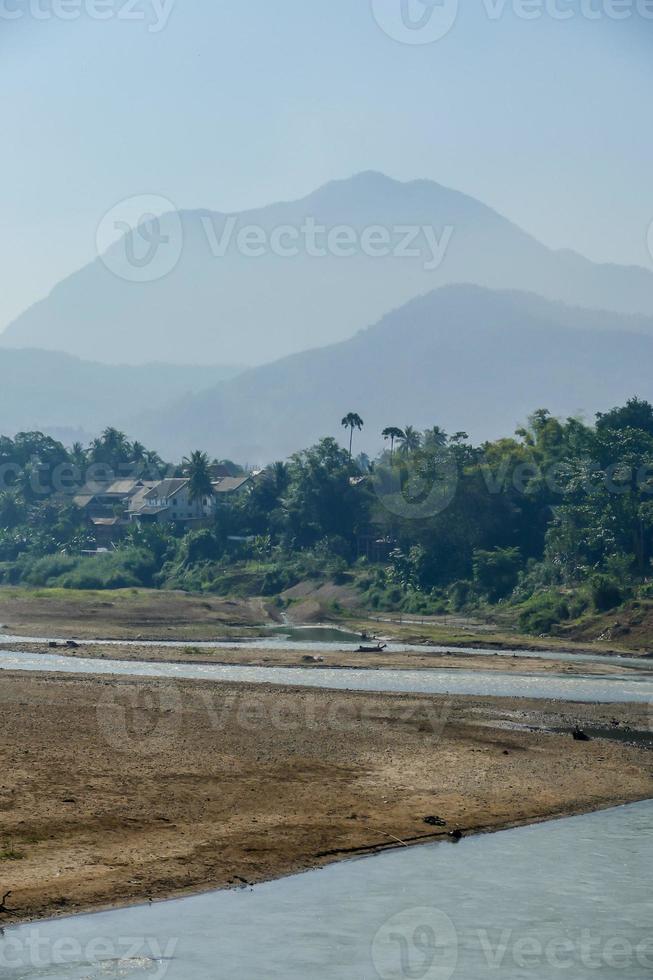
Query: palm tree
[
  {"left": 90, "top": 428, "right": 131, "bottom": 470},
  {"left": 341, "top": 413, "right": 364, "bottom": 459},
  {"left": 423, "top": 426, "right": 448, "bottom": 450},
  {"left": 144, "top": 449, "right": 164, "bottom": 474},
  {"left": 69, "top": 442, "right": 88, "bottom": 475},
  {"left": 398, "top": 426, "right": 422, "bottom": 456},
  {"left": 382, "top": 427, "right": 405, "bottom": 460},
  {"left": 101, "top": 427, "right": 131, "bottom": 461},
  {"left": 130, "top": 441, "right": 146, "bottom": 464},
  {"left": 183, "top": 450, "right": 214, "bottom": 509}
]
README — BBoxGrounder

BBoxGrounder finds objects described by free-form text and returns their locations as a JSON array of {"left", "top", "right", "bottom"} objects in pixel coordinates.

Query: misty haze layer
[
  {"left": 3, "top": 173, "right": 653, "bottom": 367},
  {"left": 129, "top": 285, "right": 653, "bottom": 461}
]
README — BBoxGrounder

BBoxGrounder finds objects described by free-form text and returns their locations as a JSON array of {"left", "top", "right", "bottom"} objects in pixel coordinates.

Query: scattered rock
[
  {"left": 448, "top": 829, "right": 463, "bottom": 841},
  {"left": 423, "top": 815, "right": 447, "bottom": 828},
  {"left": 573, "top": 727, "right": 591, "bottom": 742},
  {"left": 48, "top": 641, "right": 58, "bottom": 649},
  {"left": 65, "top": 640, "right": 80, "bottom": 649}
]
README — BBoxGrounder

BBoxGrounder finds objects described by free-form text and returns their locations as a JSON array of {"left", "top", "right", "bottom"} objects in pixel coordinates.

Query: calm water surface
[
  {"left": 1, "top": 649, "right": 652, "bottom": 702},
  {"left": 2, "top": 801, "right": 651, "bottom": 979}
]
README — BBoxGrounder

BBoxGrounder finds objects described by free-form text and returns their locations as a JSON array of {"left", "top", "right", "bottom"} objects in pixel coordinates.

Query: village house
[
  {"left": 72, "top": 473, "right": 254, "bottom": 547},
  {"left": 129, "top": 475, "right": 252, "bottom": 525},
  {"left": 73, "top": 478, "right": 156, "bottom": 519},
  {"left": 129, "top": 478, "right": 212, "bottom": 524}
]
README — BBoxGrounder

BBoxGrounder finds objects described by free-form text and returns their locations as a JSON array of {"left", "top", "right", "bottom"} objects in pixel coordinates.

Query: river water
[
  {"left": 1, "top": 800, "right": 651, "bottom": 979},
  {"left": 1, "top": 648, "right": 652, "bottom": 702},
  {"left": 1, "top": 630, "right": 651, "bottom": 977},
  {"left": 2, "top": 627, "right": 652, "bottom": 671}
]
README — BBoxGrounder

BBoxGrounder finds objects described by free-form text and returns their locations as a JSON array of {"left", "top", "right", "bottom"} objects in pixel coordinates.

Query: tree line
[{"left": 0, "top": 399, "right": 652, "bottom": 629}]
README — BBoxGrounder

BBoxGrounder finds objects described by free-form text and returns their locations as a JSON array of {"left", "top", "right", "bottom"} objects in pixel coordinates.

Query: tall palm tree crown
[
  {"left": 398, "top": 426, "right": 422, "bottom": 456},
  {"left": 341, "top": 413, "right": 364, "bottom": 459},
  {"left": 183, "top": 450, "right": 214, "bottom": 505},
  {"left": 382, "top": 427, "right": 405, "bottom": 459}
]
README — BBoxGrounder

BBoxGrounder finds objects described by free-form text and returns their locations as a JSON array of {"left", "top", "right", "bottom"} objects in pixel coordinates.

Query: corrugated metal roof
[
  {"left": 143, "top": 479, "right": 188, "bottom": 500},
  {"left": 73, "top": 493, "right": 97, "bottom": 507},
  {"left": 103, "top": 479, "right": 144, "bottom": 496},
  {"left": 132, "top": 504, "right": 171, "bottom": 516},
  {"left": 212, "top": 476, "right": 250, "bottom": 494}
]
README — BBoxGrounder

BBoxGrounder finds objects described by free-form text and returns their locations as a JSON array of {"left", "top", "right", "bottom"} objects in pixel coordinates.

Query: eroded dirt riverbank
[{"left": 0, "top": 670, "right": 650, "bottom": 925}]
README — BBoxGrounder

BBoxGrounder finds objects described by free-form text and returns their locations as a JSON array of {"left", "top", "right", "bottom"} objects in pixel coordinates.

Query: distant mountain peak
[{"left": 2, "top": 173, "right": 653, "bottom": 366}]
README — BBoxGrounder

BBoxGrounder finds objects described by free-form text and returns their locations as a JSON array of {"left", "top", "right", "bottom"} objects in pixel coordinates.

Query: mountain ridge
[
  {"left": 130, "top": 284, "right": 653, "bottom": 461},
  {"left": 4, "top": 172, "right": 653, "bottom": 366}
]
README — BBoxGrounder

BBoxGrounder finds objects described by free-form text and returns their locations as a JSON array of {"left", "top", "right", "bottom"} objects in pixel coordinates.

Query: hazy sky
[{"left": 2, "top": 0, "right": 653, "bottom": 330}]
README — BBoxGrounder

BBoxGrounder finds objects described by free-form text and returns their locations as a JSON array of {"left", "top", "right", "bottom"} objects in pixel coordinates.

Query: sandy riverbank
[
  {"left": 0, "top": 670, "right": 650, "bottom": 925},
  {"left": 0, "top": 638, "right": 642, "bottom": 676},
  {"left": 2, "top": 586, "right": 650, "bottom": 657}
]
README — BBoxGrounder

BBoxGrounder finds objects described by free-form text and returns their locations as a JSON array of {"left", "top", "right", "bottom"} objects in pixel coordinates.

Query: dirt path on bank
[{"left": 0, "top": 671, "right": 650, "bottom": 925}]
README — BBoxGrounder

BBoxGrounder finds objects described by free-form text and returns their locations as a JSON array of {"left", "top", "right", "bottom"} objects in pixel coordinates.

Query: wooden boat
[{"left": 358, "top": 643, "right": 387, "bottom": 653}]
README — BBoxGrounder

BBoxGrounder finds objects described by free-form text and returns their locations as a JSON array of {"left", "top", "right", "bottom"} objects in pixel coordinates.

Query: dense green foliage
[{"left": 2, "top": 400, "right": 653, "bottom": 633}]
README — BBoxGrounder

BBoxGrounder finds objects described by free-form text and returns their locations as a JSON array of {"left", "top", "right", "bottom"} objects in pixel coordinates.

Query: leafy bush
[
  {"left": 473, "top": 547, "right": 522, "bottom": 602},
  {"left": 518, "top": 592, "right": 570, "bottom": 634},
  {"left": 590, "top": 575, "right": 623, "bottom": 613},
  {"left": 449, "top": 579, "right": 473, "bottom": 611},
  {"left": 19, "top": 547, "right": 156, "bottom": 590},
  {"left": 23, "top": 554, "right": 80, "bottom": 586}
]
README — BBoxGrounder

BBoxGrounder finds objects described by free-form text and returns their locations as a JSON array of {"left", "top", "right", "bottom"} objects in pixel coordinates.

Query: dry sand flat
[
  {"left": 0, "top": 671, "right": 650, "bottom": 925},
  {"left": 0, "top": 587, "right": 276, "bottom": 639}
]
